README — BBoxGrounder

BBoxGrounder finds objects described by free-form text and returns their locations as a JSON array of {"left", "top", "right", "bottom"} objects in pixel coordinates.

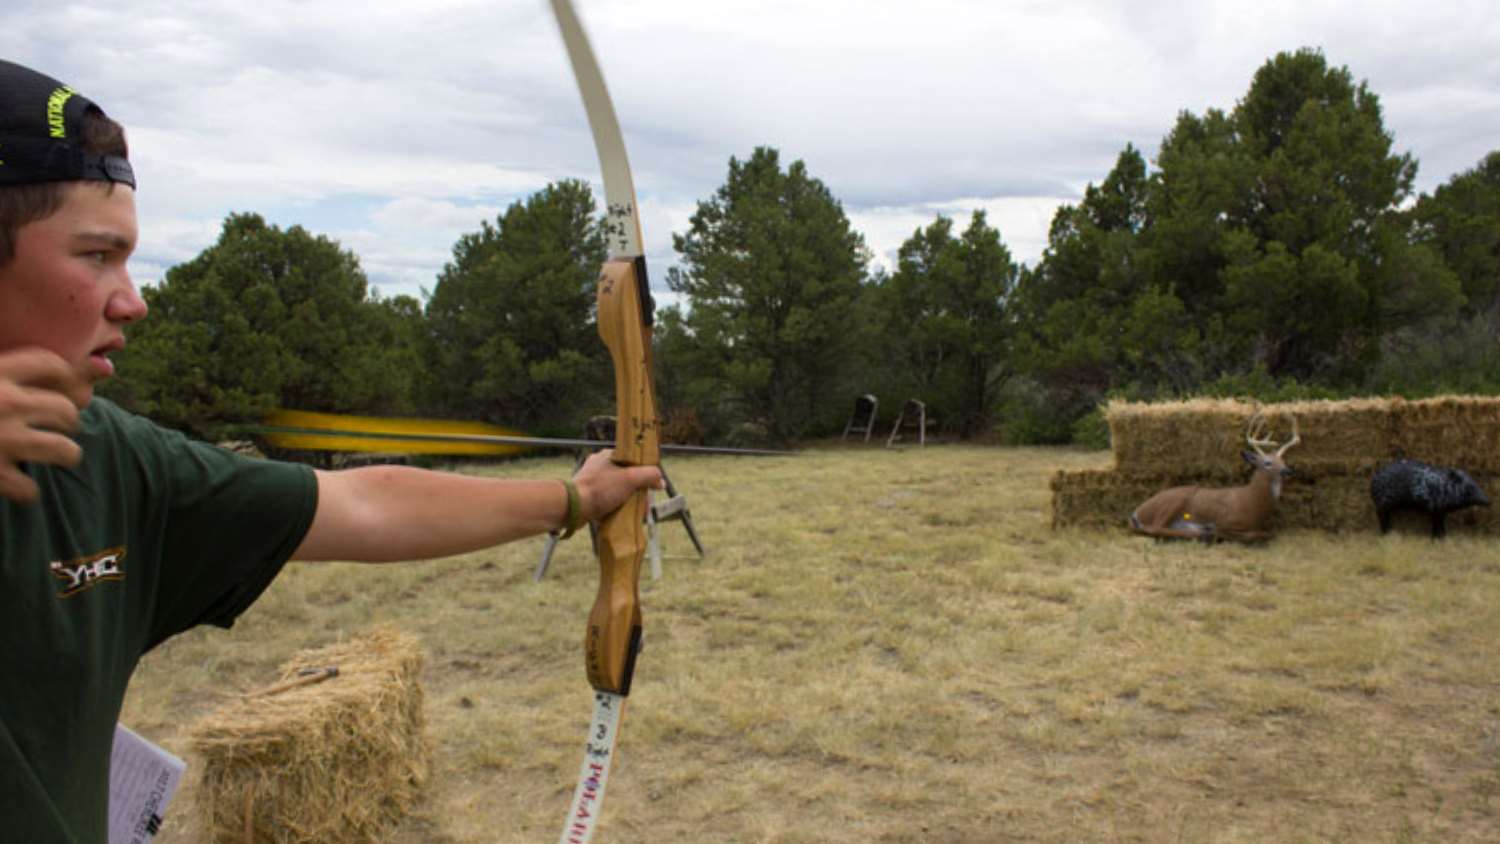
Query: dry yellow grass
[{"left": 121, "top": 445, "right": 1500, "bottom": 843}]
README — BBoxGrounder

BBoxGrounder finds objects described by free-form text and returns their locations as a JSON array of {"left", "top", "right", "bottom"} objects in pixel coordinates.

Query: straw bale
[
  {"left": 1050, "top": 468, "right": 1176, "bottom": 531},
  {"left": 1278, "top": 469, "right": 1498, "bottom": 535},
  {"left": 1389, "top": 395, "right": 1500, "bottom": 473},
  {"left": 1106, "top": 398, "right": 1255, "bottom": 476},
  {"left": 187, "top": 627, "right": 428, "bottom": 844},
  {"left": 1069, "top": 394, "right": 1499, "bottom": 535},
  {"left": 1106, "top": 398, "right": 1397, "bottom": 478},
  {"left": 1052, "top": 465, "right": 1498, "bottom": 536}
]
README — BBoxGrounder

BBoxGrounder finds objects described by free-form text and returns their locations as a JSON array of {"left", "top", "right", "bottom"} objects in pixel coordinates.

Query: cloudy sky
[{"left": 5, "top": 0, "right": 1497, "bottom": 304}]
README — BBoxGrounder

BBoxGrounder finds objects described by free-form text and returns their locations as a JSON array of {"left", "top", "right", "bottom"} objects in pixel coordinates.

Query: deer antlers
[{"left": 1246, "top": 407, "right": 1300, "bottom": 459}]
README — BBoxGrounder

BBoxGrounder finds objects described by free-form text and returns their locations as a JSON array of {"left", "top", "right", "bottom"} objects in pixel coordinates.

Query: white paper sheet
[{"left": 108, "top": 724, "right": 186, "bottom": 844}]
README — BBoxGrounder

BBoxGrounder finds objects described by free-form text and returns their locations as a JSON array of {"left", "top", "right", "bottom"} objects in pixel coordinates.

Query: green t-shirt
[{"left": 0, "top": 398, "right": 318, "bottom": 842}]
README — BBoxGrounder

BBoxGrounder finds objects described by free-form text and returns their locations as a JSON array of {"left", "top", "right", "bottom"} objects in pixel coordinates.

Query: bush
[
  {"left": 1196, "top": 365, "right": 1341, "bottom": 404},
  {"left": 725, "top": 421, "right": 775, "bottom": 449},
  {"left": 1365, "top": 312, "right": 1500, "bottom": 396},
  {"left": 1070, "top": 409, "right": 1111, "bottom": 450},
  {"left": 998, "top": 406, "right": 1074, "bottom": 445}
]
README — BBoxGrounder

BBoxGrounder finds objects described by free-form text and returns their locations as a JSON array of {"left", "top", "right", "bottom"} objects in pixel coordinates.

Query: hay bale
[
  {"left": 1049, "top": 468, "right": 1196, "bottom": 531},
  {"left": 1106, "top": 398, "right": 1254, "bottom": 476},
  {"left": 1052, "top": 465, "right": 1499, "bottom": 536},
  {"left": 1106, "top": 398, "right": 1397, "bottom": 479},
  {"left": 1065, "top": 395, "right": 1500, "bottom": 535},
  {"left": 187, "top": 628, "right": 428, "bottom": 844},
  {"left": 1278, "top": 469, "right": 1499, "bottom": 535},
  {"left": 1281, "top": 398, "right": 1397, "bottom": 477},
  {"left": 1389, "top": 395, "right": 1500, "bottom": 473}
]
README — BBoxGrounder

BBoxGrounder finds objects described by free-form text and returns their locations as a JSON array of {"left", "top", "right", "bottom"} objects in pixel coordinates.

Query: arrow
[{"left": 236, "top": 409, "right": 792, "bottom": 457}]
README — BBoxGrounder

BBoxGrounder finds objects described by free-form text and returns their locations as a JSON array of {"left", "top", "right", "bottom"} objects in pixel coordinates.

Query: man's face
[{"left": 0, "top": 182, "right": 147, "bottom": 401}]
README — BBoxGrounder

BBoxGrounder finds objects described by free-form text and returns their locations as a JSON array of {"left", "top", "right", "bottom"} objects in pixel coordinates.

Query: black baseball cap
[{"left": 0, "top": 59, "right": 135, "bottom": 189}]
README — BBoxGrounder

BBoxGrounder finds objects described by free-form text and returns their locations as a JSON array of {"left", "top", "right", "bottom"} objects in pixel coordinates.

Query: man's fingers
[
  {"left": 11, "top": 427, "right": 85, "bottom": 468},
  {"left": 0, "top": 422, "right": 84, "bottom": 471},
  {"left": 582, "top": 450, "right": 661, "bottom": 488},
  {"left": 0, "top": 348, "right": 92, "bottom": 410},
  {"left": 572, "top": 452, "right": 667, "bottom": 522},
  {"left": 631, "top": 465, "right": 665, "bottom": 490},
  {"left": 0, "top": 351, "right": 85, "bottom": 436},
  {"left": 0, "top": 383, "right": 83, "bottom": 442},
  {"left": 0, "top": 350, "right": 88, "bottom": 498},
  {"left": 11, "top": 388, "right": 82, "bottom": 435},
  {"left": 0, "top": 466, "right": 42, "bottom": 504}
]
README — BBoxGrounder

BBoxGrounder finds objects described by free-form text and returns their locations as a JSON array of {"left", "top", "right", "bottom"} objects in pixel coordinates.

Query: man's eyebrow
[{"left": 70, "top": 231, "right": 134, "bottom": 251}]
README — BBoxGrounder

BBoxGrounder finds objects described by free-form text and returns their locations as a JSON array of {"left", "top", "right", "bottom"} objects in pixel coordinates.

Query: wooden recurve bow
[{"left": 550, "top": 1, "right": 657, "bottom": 841}]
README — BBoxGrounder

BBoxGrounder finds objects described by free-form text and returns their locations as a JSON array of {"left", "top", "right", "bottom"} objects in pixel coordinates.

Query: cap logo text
[{"left": 47, "top": 85, "right": 76, "bottom": 139}]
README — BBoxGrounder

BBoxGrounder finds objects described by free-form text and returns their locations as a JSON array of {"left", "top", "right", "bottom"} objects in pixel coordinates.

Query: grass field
[{"left": 121, "top": 444, "right": 1500, "bottom": 843}]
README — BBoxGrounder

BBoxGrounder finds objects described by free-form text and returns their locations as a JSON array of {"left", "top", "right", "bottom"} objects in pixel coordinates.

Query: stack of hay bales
[
  {"left": 187, "top": 627, "right": 428, "bottom": 843},
  {"left": 1052, "top": 396, "right": 1500, "bottom": 535}
]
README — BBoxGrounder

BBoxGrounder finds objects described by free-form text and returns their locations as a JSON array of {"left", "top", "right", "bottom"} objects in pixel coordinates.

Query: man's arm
[{"left": 291, "top": 449, "right": 662, "bottom": 563}]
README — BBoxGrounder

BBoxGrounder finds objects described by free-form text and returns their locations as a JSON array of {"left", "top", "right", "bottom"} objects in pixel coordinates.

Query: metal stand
[
  {"left": 886, "top": 398, "right": 931, "bottom": 447},
  {"left": 841, "top": 394, "right": 879, "bottom": 442}
]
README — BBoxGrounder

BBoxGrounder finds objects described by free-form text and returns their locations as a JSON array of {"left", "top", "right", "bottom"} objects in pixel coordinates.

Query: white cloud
[
  {"left": 851, "top": 196, "right": 1064, "bottom": 275},
  {"left": 3, "top": 0, "right": 1495, "bottom": 301}
]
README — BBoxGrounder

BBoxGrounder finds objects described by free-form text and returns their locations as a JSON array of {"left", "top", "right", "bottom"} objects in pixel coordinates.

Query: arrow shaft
[{"left": 245, "top": 424, "right": 791, "bottom": 457}]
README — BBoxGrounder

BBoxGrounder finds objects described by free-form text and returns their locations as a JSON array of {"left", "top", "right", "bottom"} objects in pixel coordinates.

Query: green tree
[
  {"left": 422, "top": 180, "right": 608, "bottom": 432},
  {"left": 1016, "top": 145, "right": 1171, "bottom": 421},
  {"left": 1368, "top": 150, "right": 1500, "bottom": 394},
  {"left": 103, "top": 213, "right": 421, "bottom": 438},
  {"left": 1409, "top": 150, "right": 1500, "bottom": 316},
  {"left": 1022, "top": 48, "right": 1461, "bottom": 424},
  {"left": 666, "top": 147, "right": 870, "bottom": 441},
  {"left": 1221, "top": 50, "right": 1445, "bottom": 376},
  {"left": 875, "top": 210, "right": 1019, "bottom": 437},
  {"left": 354, "top": 294, "right": 426, "bottom": 415}
]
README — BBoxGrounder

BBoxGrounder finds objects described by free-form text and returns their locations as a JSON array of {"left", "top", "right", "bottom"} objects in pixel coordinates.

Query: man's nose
[{"left": 109, "top": 277, "right": 149, "bottom": 324}]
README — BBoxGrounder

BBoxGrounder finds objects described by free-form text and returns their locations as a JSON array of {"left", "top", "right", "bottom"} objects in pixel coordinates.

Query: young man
[{"left": 0, "top": 59, "right": 662, "bottom": 842}]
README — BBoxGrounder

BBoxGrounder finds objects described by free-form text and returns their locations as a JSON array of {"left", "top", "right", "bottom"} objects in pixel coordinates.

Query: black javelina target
[{"left": 1369, "top": 459, "right": 1491, "bottom": 538}]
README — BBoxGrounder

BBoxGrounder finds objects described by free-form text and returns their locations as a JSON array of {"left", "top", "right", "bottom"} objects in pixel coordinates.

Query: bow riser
[
  {"left": 597, "top": 257, "right": 658, "bottom": 466},
  {"left": 587, "top": 257, "right": 657, "bottom": 695}
]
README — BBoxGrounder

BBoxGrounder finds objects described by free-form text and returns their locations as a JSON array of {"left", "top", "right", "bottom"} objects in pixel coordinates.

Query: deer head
[{"left": 1242, "top": 408, "right": 1300, "bottom": 500}]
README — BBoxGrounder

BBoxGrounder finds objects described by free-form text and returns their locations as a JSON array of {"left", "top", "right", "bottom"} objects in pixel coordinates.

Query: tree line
[{"left": 101, "top": 48, "right": 1500, "bottom": 449}]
